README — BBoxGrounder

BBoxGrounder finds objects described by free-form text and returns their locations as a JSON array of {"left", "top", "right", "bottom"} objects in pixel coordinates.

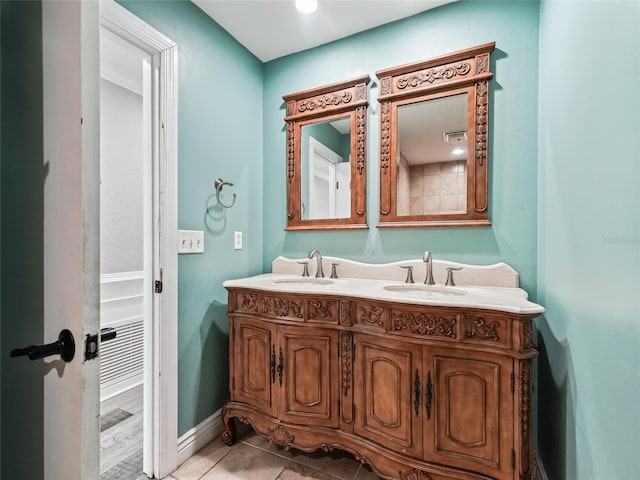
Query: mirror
[
  {"left": 283, "top": 75, "right": 370, "bottom": 230},
  {"left": 377, "top": 42, "right": 495, "bottom": 227},
  {"left": 300, "top": 116, "right": 351, "bottom": 220}
]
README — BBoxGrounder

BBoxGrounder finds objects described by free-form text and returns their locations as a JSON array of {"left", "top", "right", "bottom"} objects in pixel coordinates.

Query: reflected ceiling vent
[{"left": 442, "top": 130, "right": 467, "bottom": 143}]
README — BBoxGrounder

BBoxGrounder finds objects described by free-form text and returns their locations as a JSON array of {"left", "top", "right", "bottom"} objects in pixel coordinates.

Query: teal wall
[
  {"left": 117, "top": 0, "right": 264, "bottom": 436},
  {"left": 537, "top": 1, "right": 640, "bottom": 479},
  {"left": 263, "top": 1, "right": 540, "bottom": 296}
]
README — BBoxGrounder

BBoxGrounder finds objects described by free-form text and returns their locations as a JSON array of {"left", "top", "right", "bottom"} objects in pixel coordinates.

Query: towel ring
[{"left": 214, "top": 178, "right": 237, "bottom": 209}]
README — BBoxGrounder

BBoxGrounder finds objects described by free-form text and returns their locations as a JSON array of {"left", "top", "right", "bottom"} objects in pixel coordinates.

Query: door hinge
[
  {"left": 511, "top": 448, "right": 516, "bottom": 469},
  {"left": 155, "top": 268, "right": 164, "bottom": 293},
  {"left": 510, "top": 372, "right": 515, "bottom": 393}
]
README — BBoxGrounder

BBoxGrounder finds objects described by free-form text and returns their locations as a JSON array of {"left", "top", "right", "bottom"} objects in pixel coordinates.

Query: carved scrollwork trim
[
  {"left": 522, "top": 318, "right": 534, "bottom": 350},
  {"left": 475, "top": 79, "right": 489, "bottom": 168},
  {"left": 464, "top": 315, "right": 500, "bottom": 342},
  {"left": 519, "top": 359, "right": 533, "bottom": 477},
  {"left": 396, "top": 62, "right": 471, "bottom": 90},
  {"left": 340, "top": 301, "right": 353, "bottom": 326},
  {"left": 298, "top": 91, "right": 353, "bottom": 113},
  {"left": 476, "top": 53, "right": 490, "bottom": 74},
  {"left": 238, "top": 293, "right": 258, "bottom": 312},
  {"left": 340, "top": 332, "right": 353, "bottom": 398},
  {"left": 262, "top": 297, "right": 303, "bottom": 318},
  {"left": 399, "top": 468, "right": 433, "bottom": 480},
  {"left": 359, "top": 305, "right": 385, "bottom": 327},
  {"left": 286, "top": 121, "right": 295, "bottom": 219},
  {"left": 392, "top": 312, "right": 457, "bottom": 338},
  {"left": 380, "top": 76, "right": 392, "bottom": 96},
  {"left": 520, "top": 360, "right": 533, "bottom": 438},
  {"left": 355, "top": 82, "right": 367, "bottom": 101},
  {"left": 267, "top": 425, "right": 294, "bottom": 450},
  {"left": 287, "top": 122, "right": 295, "bottom": 182},
  {"left": 379, "top": 100, "right": 391, "bottom": 216},
  {"left": 356, "top": 106, "right": 366, "bottom": 176},
  {"left": 308, "top": 300, "right": 334, "bottom": 319}
]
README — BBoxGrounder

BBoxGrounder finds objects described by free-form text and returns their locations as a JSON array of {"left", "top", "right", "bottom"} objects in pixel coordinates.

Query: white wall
[{"left": 99, "top": 78, "right": 143, "bottom": 274}]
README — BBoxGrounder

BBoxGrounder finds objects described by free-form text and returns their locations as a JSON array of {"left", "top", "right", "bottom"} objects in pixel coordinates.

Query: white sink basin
[
  {"left": 383, "top": 284, "right": 468, "bottom": 296},
  {"left": 272, "top": 277, "right": 334, "bottom": 286}
]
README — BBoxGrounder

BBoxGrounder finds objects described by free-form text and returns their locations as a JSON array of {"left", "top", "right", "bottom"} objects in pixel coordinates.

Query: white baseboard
[
  {"left": 176, "top": 409, "right": 223, "bottom": 466},
  {"left": 100, "top": 383, "right": 143, "bottom": 414},
  {"left": 534, "top": 450, "right": 549, "bottom": 480}
]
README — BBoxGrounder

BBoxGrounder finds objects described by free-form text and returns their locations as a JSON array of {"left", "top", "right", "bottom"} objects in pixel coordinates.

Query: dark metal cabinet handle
[
  {"left": 270, "top": 345, "right": 276, "bottom": 383},
  {"left": 277, "top": 347, "right": 284, "bottom": 386},
  {"left": 10, "top": 329, "right": 75, "bottom": 362},
  {"left": 413, "top": 369, "right": 420, "bottom": 416},
  {"left": 425, "top": 371, "right": 433, "bottom": 420}
]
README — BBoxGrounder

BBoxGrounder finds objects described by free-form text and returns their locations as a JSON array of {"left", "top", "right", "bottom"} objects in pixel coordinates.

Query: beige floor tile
[
  {"left": 241, "top": 430, "right": 295, "bottom": 460},
  {"left": 353, "top": 463, "right": 382, "bottom": 480},
  {"left": 276, "top": 461, "right": 339, "bottom": 480},
  {"left": 200, "top": 443, "right": 289, "bottom": 480},
  {"left": 171, "top": 436, "right": 232, "bottom": 480},
  {"left": 288, "top": 448, "right": 360, "bottom": 480}
]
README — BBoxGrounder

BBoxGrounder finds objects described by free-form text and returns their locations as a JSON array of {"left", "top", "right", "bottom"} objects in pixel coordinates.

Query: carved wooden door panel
[
  {"left": 277, "top": 326, "right": 339, "bottom": 428},
  {"left": 354, "top": 335, "right": 422, "bottom": 458},
  {"left": 422, "top": 347, "right": 513, "bottom": 479},
  {"left": 231, "top": 316, "right": 277, "bottom": 417}
]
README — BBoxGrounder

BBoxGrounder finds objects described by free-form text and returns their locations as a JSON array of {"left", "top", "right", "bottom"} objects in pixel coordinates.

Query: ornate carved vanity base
[{"left": 222, "top": 288, "right": 538, "bottom": 480}]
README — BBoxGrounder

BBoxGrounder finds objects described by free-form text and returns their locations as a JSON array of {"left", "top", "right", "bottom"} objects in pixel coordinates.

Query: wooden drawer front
[
  {"left": 260, "top": 294, "right": 305, "bottom": 321},
  {"left": 390, "top": 308, "right": 458, "bottom": 340},
  {"left": 235, "top": 292, "right": 259, "bottom": 314},
  {"left": 307, "top": 299, "right": 339, "bottom": 324},
  {"left": 355, "top": 302, "right": 387, "bottom": 330},
  {"left": 462, "top": 313, "right": 511, "bottom": 349}
]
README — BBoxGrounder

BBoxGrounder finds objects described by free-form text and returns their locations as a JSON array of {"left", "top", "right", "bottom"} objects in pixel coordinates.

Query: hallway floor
[{"left": 168, "top": 425, "right": 381, "bottom": 480}]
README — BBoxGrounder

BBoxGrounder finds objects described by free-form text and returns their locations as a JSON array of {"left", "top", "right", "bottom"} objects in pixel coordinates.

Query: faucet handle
[
  {"left": 297, "top": 261, "right": 310, "bottom": 277},
  {"left": 330, "top": 263, "right": 339, "bottom": 279},
  {"left": 400, "top": 265, "right": 415, "bottom": 284},
  {"left": 445, "top": 267, "right": 463, "bottom": 286}
]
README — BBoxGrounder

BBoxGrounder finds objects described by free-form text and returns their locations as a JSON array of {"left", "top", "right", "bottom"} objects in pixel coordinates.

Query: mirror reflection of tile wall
[{"left": 405, "top": 160, "right": 467, "bottom": 215}]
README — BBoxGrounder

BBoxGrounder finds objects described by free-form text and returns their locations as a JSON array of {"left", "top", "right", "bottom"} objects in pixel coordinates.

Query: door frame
[{"left": 99, "top": 1, "right": 178, "bottom": 477}]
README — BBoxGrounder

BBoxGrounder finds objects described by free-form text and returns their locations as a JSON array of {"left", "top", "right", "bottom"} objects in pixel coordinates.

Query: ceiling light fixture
[
  {"left": 452, "top": 148, "right": 465, "bottom": 155},
  {"left": 295, "top": 0, "right": 318, "bottom": 14}
]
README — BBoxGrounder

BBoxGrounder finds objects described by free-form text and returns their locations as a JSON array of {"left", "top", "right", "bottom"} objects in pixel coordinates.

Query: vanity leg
[{"left": 221, "top": 407, "right": 236, "bottom": 446}]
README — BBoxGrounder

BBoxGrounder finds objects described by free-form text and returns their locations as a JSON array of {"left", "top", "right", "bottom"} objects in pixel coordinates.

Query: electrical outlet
[
  {"left": 178, "top": 230, "right": 204, "bottom": 254},
  {"left": 234, "top": 231, "right": 243, "bottom": 250}
]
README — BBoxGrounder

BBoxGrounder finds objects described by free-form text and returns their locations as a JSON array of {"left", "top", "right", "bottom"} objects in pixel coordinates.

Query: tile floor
[{"left": 167, "top": 425, "right": 381, "bottom": 480}]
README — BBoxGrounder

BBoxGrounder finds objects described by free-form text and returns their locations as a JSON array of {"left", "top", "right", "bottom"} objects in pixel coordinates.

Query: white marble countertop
[{"left": 223, "top": 273, "right": 545, "bottom": 315}]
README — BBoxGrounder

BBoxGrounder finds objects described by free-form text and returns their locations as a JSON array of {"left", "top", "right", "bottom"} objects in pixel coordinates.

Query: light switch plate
[
  {"left": 178, "top": 230, "right": 204, "bottom": 254},
  {"left": 234, "top": 231, "right": 243, "bottom": 250}
]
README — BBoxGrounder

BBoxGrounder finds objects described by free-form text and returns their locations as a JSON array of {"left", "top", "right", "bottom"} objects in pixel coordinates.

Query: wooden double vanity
[{"left": 222, "top": 257, "right": 543, "bottom": 480}]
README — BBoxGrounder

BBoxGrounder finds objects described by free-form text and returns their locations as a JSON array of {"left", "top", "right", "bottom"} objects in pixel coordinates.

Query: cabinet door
[
  {"left": 354, "top": 335, "right": 422, "bottom": 458},
  {"left": 278, "top": 326, "right": 339, "bottom": 428},
  {"left": 423, "top": 347, "right": 513, "bottom": 479},
  {"left": 231, "top": 316, "right": 277, "bottom": 417}
]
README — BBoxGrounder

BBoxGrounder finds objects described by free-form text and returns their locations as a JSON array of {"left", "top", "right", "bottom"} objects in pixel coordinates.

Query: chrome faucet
[
  {"left": 423, "top": 251, "right": 435, "bottom": 285},
  {"left": 308, "top": 249, "right": 325, "bottom": 278}
]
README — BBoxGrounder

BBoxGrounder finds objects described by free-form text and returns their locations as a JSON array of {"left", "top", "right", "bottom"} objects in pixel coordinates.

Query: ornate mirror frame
[
  {"left": 283, "top": 75, "right": 370, "bottom": 231},
  {"left": 377, "top": 42, "right": 495, "bottom": 228}
]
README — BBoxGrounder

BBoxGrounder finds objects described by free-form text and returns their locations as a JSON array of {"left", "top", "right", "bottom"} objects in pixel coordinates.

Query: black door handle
[{"left": 10, "top": 329, "right": 75, "bottom": 362}]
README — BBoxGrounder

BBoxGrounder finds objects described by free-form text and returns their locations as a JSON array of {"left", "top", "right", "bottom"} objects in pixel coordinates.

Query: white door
[{"left": 2, "top": 1, "right": 101, "bottom": 478}]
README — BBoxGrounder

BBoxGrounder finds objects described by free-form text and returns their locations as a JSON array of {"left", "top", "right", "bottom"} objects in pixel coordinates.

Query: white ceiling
[
  {"left": 398, "top": 93, "right": 467, "bottom": 165},
  {"left": 192, "top": 0, "right": 456, "bottom": 62}
]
